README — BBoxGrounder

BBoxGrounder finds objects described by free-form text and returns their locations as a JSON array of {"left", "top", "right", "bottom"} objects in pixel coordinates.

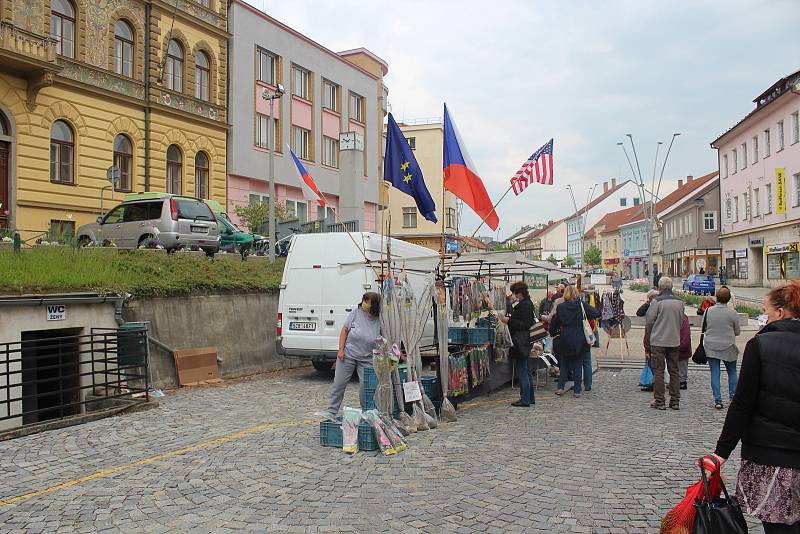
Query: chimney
[
  {"left": 611, "top": 178, "right": 617, "bottom": 188},
  {"left": 603, "top": 181, "right": 609, "bottom": 193},
  {"left": 687, "top": 175, "right": 693, "bottom": 183},
  {"left": 678, "top": 179, "right": 683, "bottom": 188}
]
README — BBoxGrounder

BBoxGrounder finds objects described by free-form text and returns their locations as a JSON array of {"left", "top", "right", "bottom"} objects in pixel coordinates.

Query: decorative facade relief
[
  {"left": 13, "top": 1, "right": 45, "bottom": 33},
  {"left": 159, "top": 90, "right": 222, "bottom": 122},
  {"left": 84, "top": 0, "right": 145, "bottom": 68},
  {"left": 59, "top": 59, "right": 145, "bottom": 99}
]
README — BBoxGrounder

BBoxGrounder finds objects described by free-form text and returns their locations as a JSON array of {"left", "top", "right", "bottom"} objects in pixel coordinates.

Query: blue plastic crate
[
  {"left": 361, "top": 368, "right": 401, "bottom": 417},
  {"left": 319, "top": 417, "right": 378, "bottom": 451},
  {"left": 361, "top": 366, "right": 378, "bottom": 390},
  {"left": 421, "top": 375, "right": 441, "bottom": 401},
  {"left": 465, "top": 327, "right": 495, "bottom": 345},
  {"left": 448, "top": 327, "right": 468, "bottom": 344}
]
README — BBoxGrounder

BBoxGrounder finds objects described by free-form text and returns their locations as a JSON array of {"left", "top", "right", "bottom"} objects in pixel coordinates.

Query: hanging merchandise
[
  {"left": 494, "top": 320, "right": 513, "bottom": 362},
  {"left": 436, "top": 281, "right": 457, "bottom": 422},
  {"left": 372, "top": 337, "right": 400, "bottom": 416},
  {"left": 362, "top": 410, "right": 397, "bottom": 456},
  {"left": 448, "top": 352, "right": 469, "bottom": 396},
  {"left": 469, "top": 347, "right": 491, "bottom": 387},
  {"left": 342, "top": 407, "right": 362, "bottom": 454}
]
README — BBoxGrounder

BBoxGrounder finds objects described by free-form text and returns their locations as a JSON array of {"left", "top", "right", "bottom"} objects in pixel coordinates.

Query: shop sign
[
  {"left": 402, "top": 381, "right": 422, "bottom": 402},
  {"left": 724, "top": 250, "right": 734, "bottom": 259},
  {"left": 445, "top": 240, "right": 458, "bottom": 253},
  {"left": 735, "top": 249, "right": 748, "bottom": 258},
  {"left": 604, "top": 258, "right": 620, "bottom": 265},
  {"left": 623, "top": 249, "right": 630, "bottom": 257},
  {"left": 696, "top": 258, "right": 707, "bottom": 271},
  {"left": 765, "top": 242, "right": 799, "bottom": 254},
  {"left": 46, "top": 304, "right": 67, "bottom": 321},
  {"left": 523, "top": 273, "right": 548, "bottom": 290},
  {"left": 696, "top": 249, "right": 707, "bottom": 256},
  {"left": 776, "top": 168, "right": 787, "bottom": 214},
  {"left": 749, "top": 237, "right": 764, "bottom": 248}
]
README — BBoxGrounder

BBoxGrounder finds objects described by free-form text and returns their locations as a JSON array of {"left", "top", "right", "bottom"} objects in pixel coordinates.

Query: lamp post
[{"left": 262, "top": 84, "right": 285, "bottom": 263}]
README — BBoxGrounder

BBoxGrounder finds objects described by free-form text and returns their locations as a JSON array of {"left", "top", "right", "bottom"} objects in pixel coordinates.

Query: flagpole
[
  {"left": 316, "top": 190, "right": 375, "bottom": 271},
  {"left": 469, "top": 183, "right": 514, "bottom": 239}
]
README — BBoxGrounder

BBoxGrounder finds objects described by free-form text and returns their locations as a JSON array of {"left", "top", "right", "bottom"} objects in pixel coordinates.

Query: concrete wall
[{"left": 124, "top": 291, "right": 304, "bottom": 388}]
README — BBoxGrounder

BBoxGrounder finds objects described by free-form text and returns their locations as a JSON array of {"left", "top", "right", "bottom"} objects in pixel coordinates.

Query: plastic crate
[
  {"left": 319, "top": 417, "right": 378, "bottom": 451},
  {"left": 421, "top": 375, "right": 441, "bottom": 401},
  {"left": 361, "top": 368, "right": 401, "bottom": 417},
  {"left": 448, "top": 327, "right": 468, "bottom": 344},
  {"left": 448, "top": 327, "right": 495, "bottom": 345}
]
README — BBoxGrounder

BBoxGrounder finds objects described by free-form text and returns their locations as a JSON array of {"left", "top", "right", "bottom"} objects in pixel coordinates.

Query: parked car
[
  {"left": 203, "top": 199, "right": 266, "bottom": 254},
  {"left": 77, "top": 193, "right": 220, "bottom": 253},
  {"left": 682, "top": 274, "right": 715, "bottom": 295}
]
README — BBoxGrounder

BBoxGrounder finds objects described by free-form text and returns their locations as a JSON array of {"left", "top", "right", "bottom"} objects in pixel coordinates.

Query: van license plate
[
  {"left": 289, "top": 322, "right": 316, "bottom": 331},
  {"left": 191, "top": 225, "right": 209, "bottom": 234}
]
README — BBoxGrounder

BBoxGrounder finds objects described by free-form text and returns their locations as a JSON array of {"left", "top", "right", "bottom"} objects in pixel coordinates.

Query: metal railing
[
  {"left": 0, "top": 328, "right": 149, "bottom": 428},
  {"left": 298, "top": 219, "right": 359, "bottom": 234}
]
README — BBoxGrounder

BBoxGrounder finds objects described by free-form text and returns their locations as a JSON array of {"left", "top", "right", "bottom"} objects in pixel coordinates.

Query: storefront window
[
  {"left": 767, "top": 254, "right": 782, "bottom": 279},
  {"left": 768, "top": 251, "right": 800, "bottom": 280},
  {"left": 788, "top": 252, "right": 800, "bottom": 279}
]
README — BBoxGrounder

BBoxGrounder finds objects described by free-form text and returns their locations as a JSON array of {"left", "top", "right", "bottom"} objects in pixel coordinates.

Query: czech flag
[
  {"left": 442, "top": 104, "right": 499, "bottom": 231},
  {"left": 289, "top": 147, "right": 325, "bottom": 207}
]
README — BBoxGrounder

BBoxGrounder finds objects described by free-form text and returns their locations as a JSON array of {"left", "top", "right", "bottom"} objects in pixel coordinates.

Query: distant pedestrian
[
  {"left": 653, "top": 269, "right": 663, "bottom": 289},
  {"left": 703, "top": 287, "right": 741, "bottom": 409},
  {"left": 638, "top": 289, "right": 659, "bottom": 358},
  {"left": 677, "top": 313, "right": 691, "bottom": 390},
  {"left": 699, "top": 267, "right": 706, "bottom": 274},
  {"left": 697, "top": 296, "right": 716, "bottom": 315},
  {"left": 719, "top": 265, "right": 727, "bottom": 285},
  {"left": 326, "top": 292, "right": 382, "bottom": 418},
  {"left": 704, "top": 280, "right": 800, "bottom": 533},
  {"left": 549, "top": 285, "right": 600, "bottom": 398},
  {"left": 646, "top": 276, "right": 685, "bottom": 410}
]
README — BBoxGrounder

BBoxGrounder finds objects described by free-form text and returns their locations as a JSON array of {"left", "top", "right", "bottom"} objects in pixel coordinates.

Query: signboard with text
[
  {"left": 46, "top": 304, "right": 67, "bottom": 321},
  {"left": 776, "top": 168, "right": 787, "bottom": 214}
]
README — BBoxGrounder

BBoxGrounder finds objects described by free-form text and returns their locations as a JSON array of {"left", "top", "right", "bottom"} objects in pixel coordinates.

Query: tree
[
  {"left": 563, "top": 255, "right": 576, "bottom": 267},
  {"left": 234, "top": 201, "right": 288, "bottom": 234},
  {"left": 583, "top": 244, "right": 602, "bottom": 267},
  {"left": 546, "top": 253, "right": 558, "bottom": 265}
]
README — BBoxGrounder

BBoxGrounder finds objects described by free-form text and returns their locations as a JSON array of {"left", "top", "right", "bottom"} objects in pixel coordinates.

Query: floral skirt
[{"left": 737, "top": 460, "right": 800, "bottom": 524}]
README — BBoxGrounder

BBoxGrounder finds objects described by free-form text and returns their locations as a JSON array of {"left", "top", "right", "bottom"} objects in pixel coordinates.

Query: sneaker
[
  {"left": 555, "top": 389, "right": 564, "bottom": 396},
  {"left": 573, "top": 393, "right": 581, "bottom": 398},
  {"left": 650, "top": 401, "right": 666, "bottom": 410},
  {"left": 715, "top": 402, "right": 724, "bottom": 410},
  {"left": 670, "top": 404, "right": 680, "bottom": 411},
  {"left": 680, "top": 382, "right": 688, "bottom": 390},
  {"left": 585, "top": 387, "right": 592, "bottom": 392},
  {"left": 511, "top": 400, "right": 530, "bottom": 407}
]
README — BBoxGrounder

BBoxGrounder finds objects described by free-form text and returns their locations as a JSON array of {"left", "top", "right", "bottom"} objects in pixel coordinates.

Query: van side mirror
[{"left": 96, "top": 216, "right": 103, "bottom": 224}]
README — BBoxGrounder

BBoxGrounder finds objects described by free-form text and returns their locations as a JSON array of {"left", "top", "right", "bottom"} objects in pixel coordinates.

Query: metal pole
[
  {"left": 646, "top": 142, "right": 663, "bottom": 278},
  {"left": 268, "top": 96, "right": 276, "bottom": 263},
  {"left": 469, "top": 183, "right": 514, "bottom": 238},
  {"left": 580, "top": 184, "right": 597, "bottom": 268},
  {"left": 650, "top": 133, "right": 680, "bottom": 274}
]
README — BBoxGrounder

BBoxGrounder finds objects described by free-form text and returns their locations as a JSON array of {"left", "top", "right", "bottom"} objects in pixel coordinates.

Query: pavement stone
[{"left": 0, "top": 366, "right": 767, "bottom": 533}]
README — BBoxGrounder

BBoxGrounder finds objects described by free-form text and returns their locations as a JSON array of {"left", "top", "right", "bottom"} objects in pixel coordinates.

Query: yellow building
[
  {"left": 0, "top": 0, "right": 228, "bottom": 240},
  {"left": 383, "top": 121, "right": 457, "bottom": 252}
]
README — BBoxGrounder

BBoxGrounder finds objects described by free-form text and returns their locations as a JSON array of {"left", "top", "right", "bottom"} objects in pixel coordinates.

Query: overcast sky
[{"left": 245, "top": 0, "right": 800, "bottom": 240}]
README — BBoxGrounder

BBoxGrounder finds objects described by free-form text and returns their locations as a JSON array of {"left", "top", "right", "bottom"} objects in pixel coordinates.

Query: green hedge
[{"left": 0, "top": 247, "right": 284, "bottom": 297}]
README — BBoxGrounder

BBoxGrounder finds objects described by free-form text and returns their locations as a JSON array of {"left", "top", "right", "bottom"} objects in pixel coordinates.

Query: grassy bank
[
  {"left": 628, "top": 281, "right": 762, "bottom": 318},
  {"left": 0, "top": 247, "right": 284, "bottom": 296}
]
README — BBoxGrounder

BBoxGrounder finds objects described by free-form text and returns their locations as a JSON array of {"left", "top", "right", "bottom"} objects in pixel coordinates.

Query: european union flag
[{"left": 384, "top": 113, "right": 437, "bottom": 223}]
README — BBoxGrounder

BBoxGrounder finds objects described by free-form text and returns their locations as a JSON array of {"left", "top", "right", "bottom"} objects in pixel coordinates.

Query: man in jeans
[{"left": 646, "top": 276, "right": 685, "bottom": 410}]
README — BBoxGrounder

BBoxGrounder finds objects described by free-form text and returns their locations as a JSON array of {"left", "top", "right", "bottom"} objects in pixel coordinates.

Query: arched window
[
  {"left": 166, "top": 145, "right": 182, "bottom": 194},
  {"left": 195, "top": 51, "right": 210, "bottom": 101},
  {"left": 50, "top": 0, "right": 75, "bottom": 58},
  {"left": 113, "top": 134, "right": 133, "bottom": 191},
  {"left": 195, "top": 152, "right": 209, "bottom": 199},
  {"left": 50, "top": 120, "right": 74, "bottom": 184},
  {"left": 114, "top": 20, "right": 134, "bottom": 78},
  {"left": 164, "top": 40, "right": 183, "bottom": 92}
]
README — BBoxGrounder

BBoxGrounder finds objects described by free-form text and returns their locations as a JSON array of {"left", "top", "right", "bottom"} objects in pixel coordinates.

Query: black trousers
[{"left": 764, "top": 522, "right": 800, "bottom": 534}]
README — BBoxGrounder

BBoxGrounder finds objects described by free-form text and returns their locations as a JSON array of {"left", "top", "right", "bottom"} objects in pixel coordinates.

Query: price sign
[{"left": 402, "top": 381, "right": 422, "bottom": 402}]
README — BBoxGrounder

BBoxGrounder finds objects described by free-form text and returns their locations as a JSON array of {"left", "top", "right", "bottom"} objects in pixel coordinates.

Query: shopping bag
[
  {"left": 692, "top": 313, "right": 709, "bottom": 365},
  {"left": 692, "top": 456, "right": 748, "bottom": 534},
  {"left": 639, "top": 360, "right": 654, "bottom": 388},
  {"left": 580, "top": 302, "right": 596, "bottom": 345}
]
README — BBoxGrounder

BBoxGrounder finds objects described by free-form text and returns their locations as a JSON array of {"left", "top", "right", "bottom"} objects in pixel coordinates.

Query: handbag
[
  {"left": 530, "top": 321, "right": 548, "bottom": 342},
  {"left": 692, "top": 312, "right": 708, "bottom": 365},
  {"left": 580, "top": 302, "right": 596, "bottom": 345},
  {"left": 692, "top": 456, "right": 748, "bottom": 534}
]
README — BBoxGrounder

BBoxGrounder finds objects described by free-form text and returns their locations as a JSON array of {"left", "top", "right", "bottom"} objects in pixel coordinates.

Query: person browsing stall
[{"left": 326, "top": 292, "right": 382, "bottom": 418}]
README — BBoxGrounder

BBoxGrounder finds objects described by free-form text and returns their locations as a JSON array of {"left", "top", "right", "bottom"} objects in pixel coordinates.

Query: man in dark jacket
[
  {"left": 653, "top": 268, "right": 662, "bottom": 289},
  {"left": 646, "top": 277, "right": 685, "bottom": 410}
]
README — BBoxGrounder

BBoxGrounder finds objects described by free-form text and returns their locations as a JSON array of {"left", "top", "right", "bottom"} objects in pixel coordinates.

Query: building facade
[
  {"left": 659, "top": 172, "right": 722, "bottom": 278},
  {"left": 386, "top": 121, "right": 458, "bottom": 251},
  {"left": 520, "top": 219, "right": 567, "bottom": 261},
  {"left": 0, "top": 0, "right": 228, "bottom": 240},
  {"left": 226, "top": 0, "right": 386, "bottom": 232},
  {"left": 582, "top": 205, "right": 642, "bottom": 272},
  {"left": 711, "top": 70, "right": 800, "bottom": 287},
  {"left": 565, "top": 179, "right": 640, "bottom": 268},
  {"left": 618, "top": 218, "right": 649, "bottom": 279}
]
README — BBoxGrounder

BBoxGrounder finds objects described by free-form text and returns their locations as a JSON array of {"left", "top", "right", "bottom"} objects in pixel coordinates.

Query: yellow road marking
[{"left": 0, "top": 418, "right": 318, "bottom": 506}]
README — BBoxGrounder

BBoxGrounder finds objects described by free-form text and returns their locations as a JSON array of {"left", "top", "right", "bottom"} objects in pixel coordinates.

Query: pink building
[{"left": 711, "top": 69, "right": 800, "bottom": 287}]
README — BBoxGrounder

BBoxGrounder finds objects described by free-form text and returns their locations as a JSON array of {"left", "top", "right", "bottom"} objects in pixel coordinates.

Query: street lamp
[{"left": 262, "top": 83, "right": 285, "bottom": 263}]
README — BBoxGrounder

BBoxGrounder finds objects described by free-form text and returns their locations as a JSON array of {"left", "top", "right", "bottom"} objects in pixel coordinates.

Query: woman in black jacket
[
  {"left": 705, "top": 280, "right": 800, "bottom": 533},
  {"left": 488, "top": 281, "right": 537, "bottom": 407},
  {"left": 549, "top": 285, "right": 600, "bottom": 398}
]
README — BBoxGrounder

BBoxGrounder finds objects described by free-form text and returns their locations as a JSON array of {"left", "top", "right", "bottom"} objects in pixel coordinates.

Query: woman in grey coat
[{"left": 703, "top": 286, "right": 741, "bottom": 409}]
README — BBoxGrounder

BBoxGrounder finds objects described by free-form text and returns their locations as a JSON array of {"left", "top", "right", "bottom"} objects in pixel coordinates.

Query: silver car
[{"left": 77, "top": 195, "right": 220, "bottom": 252}]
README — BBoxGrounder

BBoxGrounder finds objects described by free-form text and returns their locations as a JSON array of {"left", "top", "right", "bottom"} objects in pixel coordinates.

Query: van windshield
[{"left": 175, "top": 199, "right": 214, "bottom": 221}]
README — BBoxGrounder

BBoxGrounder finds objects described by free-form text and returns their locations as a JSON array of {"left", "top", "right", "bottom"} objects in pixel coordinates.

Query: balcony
[{"left": 0, "top": 21, "right": 60, "bottom": 73}]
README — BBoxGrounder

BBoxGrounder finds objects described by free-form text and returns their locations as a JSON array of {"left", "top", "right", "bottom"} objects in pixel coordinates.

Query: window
[
  {"left": 49, "top": 220, "right": 75, "bottom": 243},
  {"left": 256, "top": 48, "right": 276, "bottom": 85},
  {"left": 777, "top": 120, "right": 785, "bottom": 151},
  {"left": 752, "top": 136, "right": 759, "bottom": 162},
  {"left": 197, "top": 0, "right": 210, "bottom": 7},
  {"left": 322, "top": 79, "right": 339, "bottom": 111},
  {"left": 113, "top": 134, "right": 133, "bottom": 191},
  {"left": 284, "top": 200, "right": 307, "bottom": 222},
  {"left": 114, "top": 20, "right": 134, "bottom": 77},
  {"left": 255, "top": 113, "right": 277, "bottom": 150},
  {"left": 741, "top": 142, "right": 747, "bottom": 168},
  {"left": 166, "top": 144, "right": 182, "bottom": 194},
  {"left": 766, "top": 183, "right": 773, "bottom": 214},
  {"left": 795, "top": 173, "right": 800, "bottom": 207},
  {"left": 792, "top": 111, "right": 799, "bottom": 145},
  {"left": 687, "top": 213, "right": 692, "bottom": 234},
  {"left": 764, "top": 128, "right": 771, "bottom": 156},
  {"left": 165, "top": 40, "right": 184, "bottom": 92},
  {"left": 703, "top": 211, "right": 717, "bottom": 232},
  {"left": 733, "top": 196, "right": 739, "bottom": 222},
  {"left": 50, "top": 120, "right": 74, "bottom": 184},
  {"left": 195, "top": 152, "right": 209, "bottom": 199},
  {"left": 195, "top": 51, "right": 210, "bottom": 101},
  {"left": 613, "top": 239, "right": 617, "bottom": 252},
  {"left": 51, "top": 0, "right": 75, "bottom": 58},
  {"left": 732, "top": 148, "right": 737, "bottom": 174},
  {"left": 402, "top": 207, "right": 417, "bottom": 228},
  {"left": 292, "top": 65, "right": 310, "bottom": 100},
  {"left": 743, "top": 191, "right": 750, "bottom": 220},
  {"left": 754, "top": 188, "right": 760, "bottom": 216},
  {"left": 249, "top": 193, "right": 268, "bottom": 206},
  {"left": 722, "top": 154, "right": 728, "bottom": 178},
  {"left": 407, "top": 137, "right": 416, "bottom": 150},
  {"left": 619, "top": 198, "right": 627, "bottom": 207},
  {"left": 292, "top": 126, "right": 310, "bottom": 160},
  {"left": 679, "top": 217, "right": 683, "bottom": 235},
  {"left": 349, "top": 92, "right": 364, "bottom": 122},
  {"left": 446, "top": 207, "right": 457, "bottom": 230},
  {"left": 322, "top": 136, "right": 338, "bottom": 167},
  {"left": 633, "top": 197, "right": 641, "bottom": 206},
  {"left": 725, "top": 198, "right": 732, "bottom": 220}
]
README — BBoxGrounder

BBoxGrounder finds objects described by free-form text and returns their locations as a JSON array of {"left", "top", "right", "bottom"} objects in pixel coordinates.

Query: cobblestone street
[{"left": 0, "top": 367, "right": 764, "bottom": 533}]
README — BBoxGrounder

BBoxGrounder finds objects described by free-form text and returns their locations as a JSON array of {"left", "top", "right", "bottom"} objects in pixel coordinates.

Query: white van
[{"left": 276, "top": 232, "right": 439, "bottom": 372}]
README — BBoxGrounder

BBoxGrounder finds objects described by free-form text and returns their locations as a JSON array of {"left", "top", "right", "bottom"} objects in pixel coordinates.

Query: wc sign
[{"left": 46, "top": 304, "right": 67, "bottom": 321}]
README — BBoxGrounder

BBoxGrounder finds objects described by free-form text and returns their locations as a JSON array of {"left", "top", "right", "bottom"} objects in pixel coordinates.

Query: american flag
[{"left": 511, "top": 138, "right": 554, "bottom": 195}]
